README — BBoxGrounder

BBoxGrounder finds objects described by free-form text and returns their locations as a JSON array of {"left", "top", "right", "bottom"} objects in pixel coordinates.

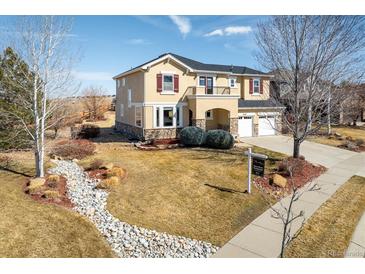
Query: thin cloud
[
  {"left": 125, "top": 38, "right": 151, "bottom": 45},
  {"left": 73, "top": 71, "right": 113, "bottom": 81},
  {"left": 169, "top": 15, "right": 191, "bottom": 37},
  {"left": 204, "top": 25, "right": 252, "bottom": 37}
]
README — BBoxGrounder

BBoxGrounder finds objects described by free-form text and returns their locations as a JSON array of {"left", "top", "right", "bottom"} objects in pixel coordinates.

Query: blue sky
[{"left": 0, "top": 16, "right": 267, "bottom": 95}]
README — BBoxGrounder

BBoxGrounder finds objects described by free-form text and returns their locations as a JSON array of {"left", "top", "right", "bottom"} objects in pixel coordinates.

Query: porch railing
[{"left": 187, "top": 86, "right": 231, "bottom": 95}]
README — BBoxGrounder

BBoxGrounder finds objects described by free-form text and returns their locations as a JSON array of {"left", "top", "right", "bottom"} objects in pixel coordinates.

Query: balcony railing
[{"left": 187, "top": 86, "right": 231, "bottom": 95}]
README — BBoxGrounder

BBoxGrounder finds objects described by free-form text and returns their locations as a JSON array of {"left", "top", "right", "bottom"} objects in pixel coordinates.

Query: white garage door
[
  {"left": 238, "top": 116, "right": 253, "bottom": 137},
  {"left": 258, "top": 116, "right": 275, "bottom": 136}
]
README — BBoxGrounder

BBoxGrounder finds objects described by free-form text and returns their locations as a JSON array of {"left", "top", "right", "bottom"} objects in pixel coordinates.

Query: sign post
[
  {"left": 244, "top": 148, "right": 268, "bottom": 194},
  {"left": 247, "top": 148, "right": 252, "bottom": 194}
]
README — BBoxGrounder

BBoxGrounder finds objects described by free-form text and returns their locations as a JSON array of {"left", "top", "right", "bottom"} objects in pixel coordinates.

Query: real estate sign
[{"left": 252, "top": 157, "right": 265, "bottom": 177}]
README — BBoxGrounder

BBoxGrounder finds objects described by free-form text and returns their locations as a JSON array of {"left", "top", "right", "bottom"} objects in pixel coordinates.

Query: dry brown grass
[
  {"left": 0, "top": 151, "right": 114, "bottom": 258},
  {"left": 309, "top": 125, "right": 365, "bottom": 148},
  {"left": 285, "top": 176, "right": 365, "bottom": 258},
  {"left": 80, "top": 143, "right": 285, "bottom": 246}
]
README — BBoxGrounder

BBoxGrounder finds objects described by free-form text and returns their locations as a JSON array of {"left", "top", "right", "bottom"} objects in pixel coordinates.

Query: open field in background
[
  {"left": 80, "top": 143, "right": 285, "bottom": 246},
  {"left": 0, "top": 151, "right": 114, "bottom": 258},
  {"left": 285, "top": 175, "right": 365, "bottom": 258}
]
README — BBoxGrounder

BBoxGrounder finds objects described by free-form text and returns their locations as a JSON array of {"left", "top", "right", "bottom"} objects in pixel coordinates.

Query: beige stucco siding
[
  {"left": 115, "top": 71, "right": 144, "bottom": 126},
  {"left": 241, "top": 76, "right": 270, "bottom": 100},
  {"left": 190, "top": 98, "right": 239, "bottom": 119},
  {"left": 144, "top": 60, "right": 194, "bottom": 103}
]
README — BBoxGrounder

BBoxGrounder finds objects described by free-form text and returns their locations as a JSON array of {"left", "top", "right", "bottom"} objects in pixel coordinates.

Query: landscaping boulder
[
  {"left": 205, "top": 130, "right": 234, "bottom": 149},
  {"left": 272, "top": 174, "right": 287, "bottom": 188},
  {"left": 180, "top": 126, "right": 206, "bottom": 146}
]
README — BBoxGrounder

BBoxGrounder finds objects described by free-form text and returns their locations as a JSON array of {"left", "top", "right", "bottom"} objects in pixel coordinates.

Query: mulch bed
[
  {"left": 254, "top": 157, "right": 327, "bottom": 198},
  {"left": 86, "top": 169, "right": 108, "bottom": 180},
  {"left": 24, "top": 174, "right": 73, "bottom": 209}
]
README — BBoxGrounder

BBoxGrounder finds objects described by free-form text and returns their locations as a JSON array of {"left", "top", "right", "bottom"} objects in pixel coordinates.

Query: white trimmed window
[
  {"left": 199, "top": 76, "right": 206, "bottom": 87},
  {"left": 117, "top": 79, "right": 120, "bottom": 88},
  {"left": 154, "top": 105, "right": 183, "bottom": 128},
  {"left": 135, "top": 106, "right": 142, "bottom": 127},
  {"left": 163, "top": 74, "right": 174, "bottom": 92},
  {"left": 122, "top": 78, "right": 126, "bottom": 87},
  {"left": 120, "top": 104, "right": 124, "bottom": 117},
  {"left": 128, "top": 89, "right": 132, "bottom": 108},
  {"left": 253, "top": 79, "right": 260, "bottom": 94},
  {"left": 206, "top": 110, "right": 213, "bottom": 120},
  {"left": 229, "top": 77, "right": 236, "bottom": 88}
]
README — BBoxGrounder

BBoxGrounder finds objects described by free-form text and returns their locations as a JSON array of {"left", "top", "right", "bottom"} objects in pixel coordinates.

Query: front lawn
[
  {"left": 285, "top": 175, "right": 365, "bottom": 258},
  {"left": 80, "top": 143, "right": 285, "bottom": 246},
  {"left": 308, "top": 125, "right": 365, "bottom": 149},
  {"left": 0, "top": 151, "right": 114, "bottom": 258}
]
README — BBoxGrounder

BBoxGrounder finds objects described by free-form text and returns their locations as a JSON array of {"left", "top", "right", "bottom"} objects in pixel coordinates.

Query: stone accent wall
[
  {"left": 229, "top": 118, "right": 238, "bottom": 136},
  {"left": 115, "top": 121, "right": 144, "bottom": 140},
  {"left": 192, "top": 119, "right": 206, "bottom": 131},
  {"left": 144, "top": 128, "right": 182, "bottom": 141}
]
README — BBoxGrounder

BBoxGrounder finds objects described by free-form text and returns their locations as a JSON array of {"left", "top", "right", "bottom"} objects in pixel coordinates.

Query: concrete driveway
[{"left": 241, "top": 135, "right": 357, "bottom": 168}]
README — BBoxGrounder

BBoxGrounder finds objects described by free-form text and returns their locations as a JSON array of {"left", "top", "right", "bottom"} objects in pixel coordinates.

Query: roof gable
[{"left": 113, "top": 52, "right": 271, "bottom": 79}]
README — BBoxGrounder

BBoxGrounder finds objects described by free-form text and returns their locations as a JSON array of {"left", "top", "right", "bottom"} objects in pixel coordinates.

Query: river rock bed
[{"left": 49, "top": 160, "right": 218, "bottom": 258}]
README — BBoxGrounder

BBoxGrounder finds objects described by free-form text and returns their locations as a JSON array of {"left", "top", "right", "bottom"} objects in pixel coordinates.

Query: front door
[{"left": 206, "top": 77, "right": 213, "bottom": 94}]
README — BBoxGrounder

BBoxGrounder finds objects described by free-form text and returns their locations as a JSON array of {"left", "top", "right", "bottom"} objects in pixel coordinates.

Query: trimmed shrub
[
  {"left": 71, "top": 124, "right": 100, "bottom": 139},
  {"left": 205, "top": 130, "right": 234, "bottom": 149},
  {"left": 180, "top": 126, "right": 206, "bottom": 146},
  {"left": 80, "top": 124, "right": 100, "bottom": 139},
  {"left": 50, "top": 139, "right": 96, "bottom": 160}
]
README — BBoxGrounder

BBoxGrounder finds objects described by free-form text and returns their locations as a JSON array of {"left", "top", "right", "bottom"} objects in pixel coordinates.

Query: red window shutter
[
  {"left": 260, "top": 79, "right": 264, "bottom": 94},
  {"left": 249, "top": 79, "right": 253, "bottom": 94},
  {"left": 157, "top": 74, "right": 162, "bottom": 92},
  {"left": 174, "top": 74, "right": 179, "bottom": 93}
]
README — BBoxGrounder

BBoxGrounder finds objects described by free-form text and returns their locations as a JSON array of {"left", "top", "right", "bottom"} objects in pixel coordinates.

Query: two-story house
[{"left": 113, "top": 53, "right": 283, "bottom": 140}]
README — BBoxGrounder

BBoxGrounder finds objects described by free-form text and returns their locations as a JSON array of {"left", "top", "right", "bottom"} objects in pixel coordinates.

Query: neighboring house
[{"left": 113, "top": 53, "right": 283, "bottom": 140}]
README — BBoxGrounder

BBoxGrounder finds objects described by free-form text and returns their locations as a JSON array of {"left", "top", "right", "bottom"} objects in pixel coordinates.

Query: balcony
[{"left": 187, "top": 86, "right": 231, "bottom": 95}]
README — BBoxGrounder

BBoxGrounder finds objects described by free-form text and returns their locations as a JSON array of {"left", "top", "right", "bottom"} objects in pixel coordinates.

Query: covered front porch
[{"left": 187, "top": 97, "right": 239, "bottom": 136}]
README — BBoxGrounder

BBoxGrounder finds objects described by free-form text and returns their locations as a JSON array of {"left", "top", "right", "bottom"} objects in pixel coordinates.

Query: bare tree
[
  {"left": 256, "top": 16, "right": 365, "bottom": 158},
  {"left": 267, "top": 160, "right": 320, "bottom": 257},
  {"left": 81, "top": 86, "right": 108, "bottom": 121},
  {"left": 0, "top": 16, "right": 79, "bottom": 177}
]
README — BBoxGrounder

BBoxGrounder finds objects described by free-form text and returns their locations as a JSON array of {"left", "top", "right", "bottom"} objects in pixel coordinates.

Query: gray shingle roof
[
  {"left": 238, "top": 99, "right": 284, "bottom": 108},
  {"left": 169, "top": 53, "right": 268, "bottom": 75},
  {"left": 117, "top": 53, "right": 270, "bottom": 77}
]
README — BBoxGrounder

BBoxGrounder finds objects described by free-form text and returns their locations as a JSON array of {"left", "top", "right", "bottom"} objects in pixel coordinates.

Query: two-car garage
[
  {"left": 238, "top": 113, "right": 277, "bottom": 137},
  {"left": 237, "top": 99, "right": 283, "bottom": 138}
]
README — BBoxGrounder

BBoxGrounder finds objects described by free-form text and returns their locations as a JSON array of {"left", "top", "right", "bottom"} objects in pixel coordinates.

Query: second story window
[
  {"left": 199, "top": 76, "right": 206, "bottom": 86},
  {"left": 229, "top": 77, "right": 236, "bottom": 88},
  {"left": 253, "top": 79, "right": 260, "bottom": 94},
  {"left": 122, "top": 78, "right": 126, "bottom": 87},
  {"left": 163, "top": 74, "right": 174, "bottom": 92}
]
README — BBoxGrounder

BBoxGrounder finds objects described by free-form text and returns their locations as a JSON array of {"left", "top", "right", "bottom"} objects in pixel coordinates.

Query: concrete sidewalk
[
  {"left": 241, "top": 135, "right": 356, "bottom": 168},
  {"left": 214, "top": 142, "right": 365, "bottom": 257},
  {"left": 346, "top": 212, "right": 365, "bottom": 258}
]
